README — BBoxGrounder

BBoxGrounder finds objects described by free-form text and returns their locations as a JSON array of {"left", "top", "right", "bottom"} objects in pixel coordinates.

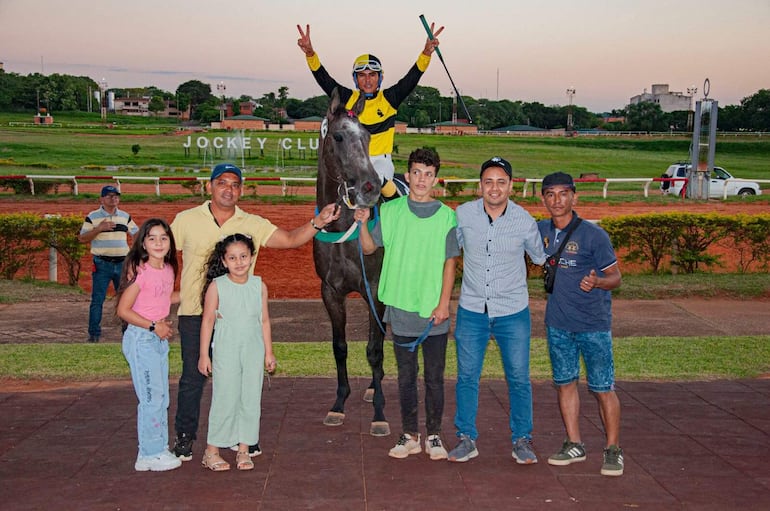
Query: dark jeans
[
  {"left": 88, "top": 256, "right": 123, "bottom": 338},
  {"left": 174, "top": 315, "right": 208, "bottom": 439},
  {"left": 392, "top": 333, "right": 448, "bottom": 435}
]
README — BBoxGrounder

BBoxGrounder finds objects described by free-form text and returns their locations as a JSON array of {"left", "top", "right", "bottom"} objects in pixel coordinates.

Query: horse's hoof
[
  {"left": 362, "top": 388, "right": 374, "bottom": 403},
  {"left": 370, "top": 421, "right": 390, "bottom": 437},
  {"left": 323, "top": 411, "right": 345, "bottom": 427}
]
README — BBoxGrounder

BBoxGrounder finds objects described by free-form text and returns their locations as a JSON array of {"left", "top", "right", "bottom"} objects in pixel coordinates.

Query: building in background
[{"left": 630, "top": 84, "right": 692, "bottom": 112}]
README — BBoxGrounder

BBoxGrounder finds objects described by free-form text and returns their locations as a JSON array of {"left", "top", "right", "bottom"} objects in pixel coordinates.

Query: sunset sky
[{"left": 1, "top": 0, "right": 768, "bottom": 113}]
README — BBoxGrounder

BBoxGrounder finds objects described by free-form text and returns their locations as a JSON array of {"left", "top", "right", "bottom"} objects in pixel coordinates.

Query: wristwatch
[{"left": 149, "top": 321, "right": 156, "bottom": 332}]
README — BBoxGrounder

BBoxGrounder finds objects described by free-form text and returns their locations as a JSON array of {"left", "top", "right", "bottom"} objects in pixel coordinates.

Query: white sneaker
[
  {"left": 425, "top": 434, "right": 448, "bottom": 460},
  {"left": 135, "top": 449, "right": 182, "bottom": 472},
  {"left": 388, "top": 433, "right": 422, "bottom": 459}
]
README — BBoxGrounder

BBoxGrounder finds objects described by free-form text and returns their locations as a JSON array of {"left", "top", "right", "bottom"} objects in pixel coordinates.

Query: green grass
[
  {"left": 1, "top": 336, "right": 768, "bottom": 381},
  {"left": 2, "top": 124, "right": 770, "bottom": 182}
]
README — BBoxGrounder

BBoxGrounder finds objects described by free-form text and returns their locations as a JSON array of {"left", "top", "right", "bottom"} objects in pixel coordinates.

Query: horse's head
[{"left": 317, "top": 88, "right": 381, "bottom": 209}]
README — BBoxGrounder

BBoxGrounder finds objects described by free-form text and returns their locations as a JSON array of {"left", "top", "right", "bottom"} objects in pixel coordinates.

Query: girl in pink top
[{"left": 117, "top": 218, "right": 181, "bottom": 472}]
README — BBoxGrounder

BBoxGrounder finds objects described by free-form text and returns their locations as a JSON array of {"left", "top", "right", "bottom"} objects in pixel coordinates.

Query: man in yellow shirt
[{"left": 171, "top": 163, "right": 339, "bottom": 462}]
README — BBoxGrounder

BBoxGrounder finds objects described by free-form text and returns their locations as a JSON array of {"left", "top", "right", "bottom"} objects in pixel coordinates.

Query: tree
[
  {"left": 176, "top": 80, "right": 212, "bottom": 120},
  {"left": 740, "top": 89, "right": 770, "bottom": 131},
  {"left": 148, "top": 95, "right": 165, "bottom": 116},
  {"left": 626, "top": 101, "right": 667, "bottom": 132}
]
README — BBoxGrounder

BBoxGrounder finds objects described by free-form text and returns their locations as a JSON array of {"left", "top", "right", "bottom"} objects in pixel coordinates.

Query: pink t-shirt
[{"left": 131, "top": 264, "right": 174, "bottom": 321}]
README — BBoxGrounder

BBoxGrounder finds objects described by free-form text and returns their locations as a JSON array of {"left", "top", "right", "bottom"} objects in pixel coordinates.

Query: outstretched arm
[{"left": 265, "top": 203, "right": 340, "bottom": 249}]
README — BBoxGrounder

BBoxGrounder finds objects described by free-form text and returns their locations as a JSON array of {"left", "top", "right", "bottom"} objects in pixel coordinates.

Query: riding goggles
[{"left": 353, "top": 60, "right": 382, "bottom": 73}]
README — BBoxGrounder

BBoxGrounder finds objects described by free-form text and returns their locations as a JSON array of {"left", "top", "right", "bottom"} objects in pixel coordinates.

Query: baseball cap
[
  {"left": 211, "top": 163, "right": 243, "bottom": 182},
  {"left": 541, "top": 172, "right": 576, "bottom": 193},
  {"left": 101, "top": 185, "right": 120, "bottom": 197},
  {"left": 480, "top": 157, "right": 512, "bottom": 178}
]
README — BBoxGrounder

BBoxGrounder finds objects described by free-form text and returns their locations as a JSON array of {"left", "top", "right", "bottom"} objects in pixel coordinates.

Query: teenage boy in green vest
[{"left": 355, "top": 148, "right": 459, "bottom": 460}]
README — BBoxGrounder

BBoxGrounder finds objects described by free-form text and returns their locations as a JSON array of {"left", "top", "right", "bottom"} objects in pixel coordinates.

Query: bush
[
  {"left": 600, "top": 212, "right": 770, "bottom": 274},
  {"left": 0, "top": 178, "right": 60, "bottom": 195},
  {"left": 0, "top": 213, "right": 86, "bottom": 284}
]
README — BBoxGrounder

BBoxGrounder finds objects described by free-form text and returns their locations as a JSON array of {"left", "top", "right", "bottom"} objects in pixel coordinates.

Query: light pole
[
  {"left": 687, "top": 85, "right": 697, "bottom": 132},
  {"left": 566, "top": 86, "right": 576, "bottom": 133},
  {"left": 217, "top": 81, "right": 226, "bottom": 122},
  {"left": 99, "top": 78, "right": 108, "bottom": 122}
]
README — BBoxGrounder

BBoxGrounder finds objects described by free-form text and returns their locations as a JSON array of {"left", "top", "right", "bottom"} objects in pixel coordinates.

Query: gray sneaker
[
  {"left": 425, "top": 434, "right": 448, "bottom": 461},
  {"left": 601, "top": 445, "right": 624, "bottom": 476},
  {"left": 388, "top": 433, "right": 421, "bottom": 459},
  {"left": 447, "top": 434, "right": 478, "bottom": 463},
  {"left": 548, "top": 439, "right": 586, "bottom": 466},
  {"left": 512, "top": 437, "right": 538, "bottom": 464}
]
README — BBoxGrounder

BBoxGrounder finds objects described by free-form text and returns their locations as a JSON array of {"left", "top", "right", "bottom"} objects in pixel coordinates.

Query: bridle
[{"left": 322, "top": 109, "right": 365, "bottom": 211}]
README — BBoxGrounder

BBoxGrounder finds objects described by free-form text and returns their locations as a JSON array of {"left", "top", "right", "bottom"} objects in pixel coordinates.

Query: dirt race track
[{"left": 0, "top": 193, "right": 767, "bottom": 298}]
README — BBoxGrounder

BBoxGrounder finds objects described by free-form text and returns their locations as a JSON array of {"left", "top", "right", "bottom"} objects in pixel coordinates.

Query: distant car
[{"left": 660, "top": 163, "right": 763, "bottom": 198}]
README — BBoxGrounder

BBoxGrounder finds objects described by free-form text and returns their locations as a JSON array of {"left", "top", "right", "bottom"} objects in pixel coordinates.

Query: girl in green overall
[{"left": 198, "top": 233, "right": 276, "bottom": 471}]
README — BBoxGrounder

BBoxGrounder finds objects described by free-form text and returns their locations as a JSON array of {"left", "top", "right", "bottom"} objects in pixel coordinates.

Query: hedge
[{"left": 0, "top": 213, "right": 86, "bottom": 284}]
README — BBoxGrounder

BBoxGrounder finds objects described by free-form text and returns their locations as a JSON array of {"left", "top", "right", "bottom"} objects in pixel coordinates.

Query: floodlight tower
[
  {"left": 99, "top": 78, "right": 108, "bottom": 122},
  {"left": 217, "top": 81, "right": 227, "bottom": 122},
  {"left": 566, "top": 86, "right": 576, "bottom": 133}
]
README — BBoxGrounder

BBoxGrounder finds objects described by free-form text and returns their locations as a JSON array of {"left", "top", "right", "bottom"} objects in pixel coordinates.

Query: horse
[{"left": 312, "top": 88, "right": 390, "bottom": 437}]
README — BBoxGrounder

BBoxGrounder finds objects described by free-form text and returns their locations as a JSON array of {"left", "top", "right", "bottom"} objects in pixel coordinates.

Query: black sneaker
[
  {"left": 172, "top": 433, "right": 194, "bottom": 461},
  {"left": 601, "top": 445, "right": 624, "bottom": 476},
  {"left": 230, "top": 442, "right": 262, "bottom": 458},
  {"left": 87, "top": 336, "right": 99, "bottom": 343}
]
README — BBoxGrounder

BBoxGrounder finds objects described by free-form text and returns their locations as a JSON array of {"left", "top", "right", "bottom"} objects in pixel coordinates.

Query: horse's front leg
[
  {"left": 365, "top": 295, "right": 390, "bottom": 436},
  {"left": 321, "top": 285, "right": 350, "bottom": 427}
]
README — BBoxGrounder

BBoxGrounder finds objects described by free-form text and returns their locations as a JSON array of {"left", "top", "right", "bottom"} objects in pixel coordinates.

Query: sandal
[
  {"left": 236, "top": 451, "right": 254, "bottom": 471},
  {"left": 201, "top": 451, "right": 231, "bottom": 471}
]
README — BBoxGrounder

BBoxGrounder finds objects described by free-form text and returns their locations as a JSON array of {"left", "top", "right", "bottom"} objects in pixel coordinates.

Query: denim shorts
[{"left": 546, "top": 327, "right": 615, "bottom": 393}]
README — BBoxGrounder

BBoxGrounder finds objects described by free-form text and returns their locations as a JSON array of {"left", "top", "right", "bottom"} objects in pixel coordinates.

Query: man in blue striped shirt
[
  {"left": 78, "top": 185, "right": 139, "bottom": 343},
  {"left": 448, "top": 157, "right": 546, "bottom": 465}
]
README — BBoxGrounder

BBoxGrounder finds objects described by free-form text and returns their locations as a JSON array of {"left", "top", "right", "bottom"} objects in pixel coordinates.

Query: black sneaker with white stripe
[{"left": 548, "top": 439, "right": 587, "bottom": 466}]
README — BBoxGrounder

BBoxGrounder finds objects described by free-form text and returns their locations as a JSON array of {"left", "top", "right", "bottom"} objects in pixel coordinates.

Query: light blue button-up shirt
[{"left": 456, "top": 199, "right": 546, "bottom": 318}]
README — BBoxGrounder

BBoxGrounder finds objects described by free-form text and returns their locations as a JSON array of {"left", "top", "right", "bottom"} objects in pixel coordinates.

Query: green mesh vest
[{"left": 378, "top": 198, "right": 456, "bottom": 318}]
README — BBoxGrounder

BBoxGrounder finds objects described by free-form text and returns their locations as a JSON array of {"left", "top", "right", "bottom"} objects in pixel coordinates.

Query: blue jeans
[
  {"left": 454, "top": 306, "right": 533, "bottom": 442},
  {"left": 88, "top": 256, "right": 123, "bottom": 337},
  {"left": 122, "top": 324, "right": 170, "bottom": 457},
  {"left": 546, "top": 327, "right": 615, "bottom": 393}
]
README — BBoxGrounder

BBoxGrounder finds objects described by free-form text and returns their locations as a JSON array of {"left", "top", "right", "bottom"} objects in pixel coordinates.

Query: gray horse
[{"left": 312, "top": 89, "right": 390, "bottom": 436}]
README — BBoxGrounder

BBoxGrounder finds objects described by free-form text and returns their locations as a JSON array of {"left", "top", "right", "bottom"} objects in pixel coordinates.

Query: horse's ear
[
  {"left": 352, "top": 93, "right": 366, "bottom": 116},
  {"left": 329, "top": 88, "right": 341, "bottom": 113}
]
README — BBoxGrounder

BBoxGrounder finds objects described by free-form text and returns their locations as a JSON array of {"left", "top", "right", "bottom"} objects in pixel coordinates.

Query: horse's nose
[{"left": 363, "top": 181, "right": 374, "bottom": 193}]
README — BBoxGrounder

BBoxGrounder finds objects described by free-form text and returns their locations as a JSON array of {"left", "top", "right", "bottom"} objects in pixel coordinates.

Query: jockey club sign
[{"left": 182, "top": 134, "right": 319, "bottom": 153}]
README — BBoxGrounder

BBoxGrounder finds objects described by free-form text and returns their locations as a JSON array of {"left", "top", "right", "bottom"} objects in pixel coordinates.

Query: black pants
[
  {"left": 392, "top": 333, "right": 447, "bottom": 436},
  {"left": 174, "top": 315, "right": 208, "bottom": 439}
]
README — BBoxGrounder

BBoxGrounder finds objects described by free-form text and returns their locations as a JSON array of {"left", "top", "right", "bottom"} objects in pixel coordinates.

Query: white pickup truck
[{"left": 660, "top": 163, "right": 763, "bottom": 198}]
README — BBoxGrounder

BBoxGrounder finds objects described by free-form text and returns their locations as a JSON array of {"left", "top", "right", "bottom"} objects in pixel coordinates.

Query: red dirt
[{"left": 0, "top": 197, "right": 766, "bottom": 299}]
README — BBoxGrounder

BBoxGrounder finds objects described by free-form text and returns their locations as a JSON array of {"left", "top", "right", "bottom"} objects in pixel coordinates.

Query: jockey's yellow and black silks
[{"left": 306, "top": 53, "right": 431, "bottom": 158}]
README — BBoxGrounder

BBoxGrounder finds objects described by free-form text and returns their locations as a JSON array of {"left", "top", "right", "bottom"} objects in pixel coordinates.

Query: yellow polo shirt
[{"left": 171, "top": 201, "right": 278, "bottom": 315}]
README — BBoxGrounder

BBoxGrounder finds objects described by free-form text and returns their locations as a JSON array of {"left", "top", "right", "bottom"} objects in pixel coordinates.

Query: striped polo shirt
[{"left": 79, "top": 206, "right": 139, "bottom": 257}]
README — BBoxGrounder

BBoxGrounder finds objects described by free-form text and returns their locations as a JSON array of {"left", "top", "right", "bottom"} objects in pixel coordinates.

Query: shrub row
[
  {"left": 0, "top": 213, "right": 86, "bottom": 284},
  {"left": 600, "top": 213, "right": 770, "bottom": 274}
]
